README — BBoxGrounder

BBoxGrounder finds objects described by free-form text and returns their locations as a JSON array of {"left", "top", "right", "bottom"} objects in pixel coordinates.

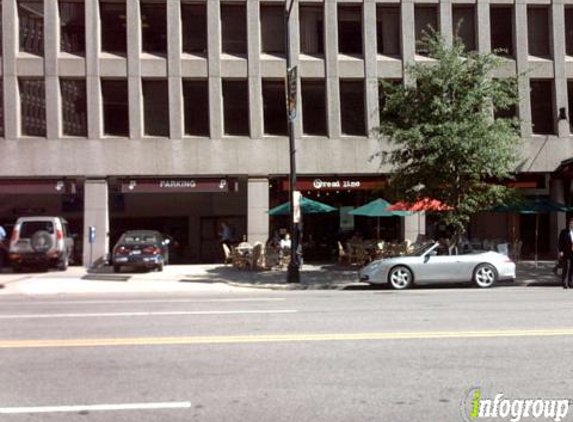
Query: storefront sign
[
  {"left": 0, "top": 179, "right": 75, "bottom": 194},
  {"left": 121, "top": 178, "right": 238, "bottom": 193},
  {"left": 282, "top": 178, "right": 386, "bottom": 191}
]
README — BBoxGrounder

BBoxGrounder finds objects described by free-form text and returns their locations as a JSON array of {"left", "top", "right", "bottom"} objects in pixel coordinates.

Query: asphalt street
[{"left": 1, "top": 286, "right": 572, "bottom": 422}]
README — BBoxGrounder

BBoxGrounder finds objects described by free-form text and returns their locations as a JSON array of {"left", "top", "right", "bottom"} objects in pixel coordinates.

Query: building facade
[{"left": 0, "top": 0, "right": 572, "bottom": 264}]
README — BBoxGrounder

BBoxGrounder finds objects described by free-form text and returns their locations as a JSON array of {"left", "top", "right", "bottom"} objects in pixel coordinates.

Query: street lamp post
[{"left": 285, "top": 0, "right": 300, "bottom": 283}]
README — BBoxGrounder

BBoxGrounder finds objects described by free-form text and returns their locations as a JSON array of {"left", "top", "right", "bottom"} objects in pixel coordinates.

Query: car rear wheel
[
  {"left": 473, "top": 263, "right": 497, "bottom": 288},
  {"left": 388, "top": 266, "right": 413, "bottom": 290}
]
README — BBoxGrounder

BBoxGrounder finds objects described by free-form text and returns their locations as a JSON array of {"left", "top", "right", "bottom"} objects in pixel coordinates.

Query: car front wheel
[
  {"left": 473, "top": 263, "right": 497, "bottom": 288},
  {"left": 388, "top": 266, "right": 413, "bottom": 290}
]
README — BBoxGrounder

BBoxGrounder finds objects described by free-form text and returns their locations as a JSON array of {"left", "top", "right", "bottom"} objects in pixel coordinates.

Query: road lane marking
[
  {"left": 2, "top": 328, "right": 573, "bottom": 349},
  {"left": 0, "top": 402, "right": 192, "bottom": 414},
  {"left": 0, "top": 298, "right": 286, "bottom": 305},
  {"left": 0, "top": 310, "right": 297, "bottom": 319}
]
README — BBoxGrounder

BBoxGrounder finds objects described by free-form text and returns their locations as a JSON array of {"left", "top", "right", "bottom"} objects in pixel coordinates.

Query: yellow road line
[{"left": 2, "top": 328, "right": 573, "bottom": 349}]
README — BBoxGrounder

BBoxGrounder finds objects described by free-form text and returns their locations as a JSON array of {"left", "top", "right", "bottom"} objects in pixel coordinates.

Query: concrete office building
[{"left": 0, "top": 0, "right": 572, "bottom": 264}]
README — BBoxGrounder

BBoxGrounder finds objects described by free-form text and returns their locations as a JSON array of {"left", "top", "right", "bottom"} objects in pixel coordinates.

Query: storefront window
[
  {"left": 19, "top": 78, "right": 46, "bottom": 137},
  {"left": 60, "top": 78, "right": 87, "bottom": 137},
  {"left": 18, "top": 0, "right": 44, "bottom": 56},
  {"left": 59, "top": 0, "right": 85, "bottom": 55}
]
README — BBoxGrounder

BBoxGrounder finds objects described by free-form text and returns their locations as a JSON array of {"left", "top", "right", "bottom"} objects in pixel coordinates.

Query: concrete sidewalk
[{"left": 0, "top": 259, "right": 564, "bottom": 295}]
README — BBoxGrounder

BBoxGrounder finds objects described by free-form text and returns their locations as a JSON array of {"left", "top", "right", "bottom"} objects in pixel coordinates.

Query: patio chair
[
  {"left": 337, "top": 241, "right": 349, "bottom": 264},
  {"left": 222, "top": 243, "right": 233, "bottom": 266},
  {"left": 246, "top": 243, "right": 263, "bottom": 271}
]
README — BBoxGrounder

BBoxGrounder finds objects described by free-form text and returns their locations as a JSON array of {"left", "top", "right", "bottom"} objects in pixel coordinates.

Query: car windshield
[
  {"left": 122, "top": 234, "right": 158, "bottom": 244},
  {"left": 405, "top": 242, "right": 437, "bottom": 256},
  {"left": 20, "top": 222, "right": 54, "bottom": 237}
]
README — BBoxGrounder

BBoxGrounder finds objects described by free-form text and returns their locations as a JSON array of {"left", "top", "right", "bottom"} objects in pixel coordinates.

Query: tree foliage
[{"left": 375, "top": 33, "right": 522, "bottom": 236}]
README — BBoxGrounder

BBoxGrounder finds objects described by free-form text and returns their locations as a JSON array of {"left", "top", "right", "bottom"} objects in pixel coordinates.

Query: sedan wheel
[
  {"left": 473, "top": 264, "right": 497, "bottom": 288},
  {"left": 388, "top": 266, "right": 413, "bottom": 290}
]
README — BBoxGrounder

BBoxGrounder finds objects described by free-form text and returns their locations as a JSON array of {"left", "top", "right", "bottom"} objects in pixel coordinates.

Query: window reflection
[
  {"left": 59, "top": 1, "right": 85, "bottom": 55},
  {"left": 19, "top": 0, "right": 44, "bottom": 56},
  {"left": 19, "top": 78, "right": 46, "bottom": 137},
  {"left": 61, "top": 79, "right": 87, "bottom": 137}
]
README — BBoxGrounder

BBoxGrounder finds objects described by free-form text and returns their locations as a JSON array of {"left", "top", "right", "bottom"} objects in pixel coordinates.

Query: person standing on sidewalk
[{"left": 558, "top": 218, "right": 573, "bottom": 289}]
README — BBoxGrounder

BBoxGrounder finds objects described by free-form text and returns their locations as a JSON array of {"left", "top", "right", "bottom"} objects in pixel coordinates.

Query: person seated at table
[
  {"left": 436, "top": 237, "right": 450, "bottom": 255},
  {"left": 280, "top": 233, "right": 292, "bottom": 250}
]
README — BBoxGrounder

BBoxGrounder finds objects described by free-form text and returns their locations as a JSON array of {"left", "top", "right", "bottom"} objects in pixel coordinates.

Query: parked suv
[{"left": 8, "top": 217, "right": 74, "bottom": 272}]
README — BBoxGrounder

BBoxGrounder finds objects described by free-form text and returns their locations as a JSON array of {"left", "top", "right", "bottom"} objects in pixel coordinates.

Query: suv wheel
[{"left": 31, "top": 230, "right": 54, "bottom": 253}]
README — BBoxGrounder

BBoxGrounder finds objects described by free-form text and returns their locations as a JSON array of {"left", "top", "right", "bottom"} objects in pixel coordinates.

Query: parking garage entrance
[
  {"left": 0, "top": 179, "right": 84, "bottom": 264},
  {"left": 109, "top": 178, "right": 246, "bottom": 264}
]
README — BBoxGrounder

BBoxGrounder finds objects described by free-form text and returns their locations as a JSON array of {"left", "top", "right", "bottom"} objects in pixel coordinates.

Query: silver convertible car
[{"left": 359, "top": 241, "right": 516, "bottom": 289}]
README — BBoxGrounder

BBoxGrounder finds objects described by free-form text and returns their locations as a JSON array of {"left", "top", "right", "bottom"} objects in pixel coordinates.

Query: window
[
  {"left": 142, "top": 80, "right": 169, "bottom": 137},
  {"left": 262, "top": 80, "right": 287, "bottom": 136},
  {"left": 221, "top": 3, "right": 247, "bottom": 55},
  {"left": 59, "top": 1, "right": 85, "bottom": 55},
  {"left": 530, "top": 80, "right": 555, "bottom": 135},
  {"left": 223, "top": 80, "right": 249, "bottom": 136},
  {"left": 338, "top": 5, "right": 362, "bottom": 55},
  {"left": 60, "top": 78, "right": 87, "bottom": 137},
  {"left": 101, "top": 79, "right": 129, "bottom": 137},
  {"left": 100, "top": 1, "right": 126, "bottom": 54},
  {"left": 415, "top": 5, "right": 438, "bottom": 55},
  {"left": 183, "top": 80, "right": 209, "bottom": 136},
  {"left": 299, "top": 4, "right": 323, "bottom": 55},
  {"left": 141, "top": 1, "right": 167, "bottom": 54},
  {"left": 567, "top": 7, "right": 573, "bottom": 56},
  {"left": 301, "top": 79, "right": 327, "bottom": 136},
  {"left": 340, "top": 80, "right": 365, "bottom": 136},
  {"left": 182, "top": 3, "right": 207, "bottom": 54},
  {"left": 452, "top": 5, "right": 476, "bottom": 52},
  {"left": 19, "top": 78, "right": 46, "bottom": 137},
  {"left": 261, "top": 4, "right": 285, "bottom": 55},
  {"left": 490, "top": 6, "right": 513, "bottom": 57},
  {"left": 18, "top": 0, "right": 44, "bottom": 56},
  {"left": 376, "top": 5, "right": 400, "bottom": 57},
  {"left": 528, "top": 7, "right": 550, "bottom": 58}
]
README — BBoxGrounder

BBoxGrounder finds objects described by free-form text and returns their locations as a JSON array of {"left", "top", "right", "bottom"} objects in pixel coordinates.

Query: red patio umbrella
[
  {"left": 386, "top": 198, "right": 453, "bottom": 212},
  {"left": 386, "top": 198, "right": 452, "bottom": 236}
]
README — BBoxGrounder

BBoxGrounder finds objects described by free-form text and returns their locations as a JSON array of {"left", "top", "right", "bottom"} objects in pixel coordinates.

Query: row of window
[
  {"left": 6, "top": 1, "right": 573, "bottom": 59},
  {"left": 1, "top": 77, "right": 572, "bottom": 139}
]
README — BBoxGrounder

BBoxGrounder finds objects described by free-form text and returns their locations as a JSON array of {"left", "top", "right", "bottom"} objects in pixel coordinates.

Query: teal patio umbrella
[
  {"left": 348, "top": 198, "right": 412, "bottom": 239},
  {"left": 492, "top": 198, "right": 572, "bottom": 265},
  {"left": 268, "top": 196, "right": 337, "bottom": 216}
]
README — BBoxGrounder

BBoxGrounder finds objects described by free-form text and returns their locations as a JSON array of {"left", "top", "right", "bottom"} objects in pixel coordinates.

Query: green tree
[{"left": 375, "top": 33, "right": 522, "bottom": 243}]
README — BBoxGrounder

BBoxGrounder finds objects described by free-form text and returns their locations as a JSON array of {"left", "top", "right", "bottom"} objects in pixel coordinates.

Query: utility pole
[{"left": 285, "top": 0, "right": 300, "bottom": 283}]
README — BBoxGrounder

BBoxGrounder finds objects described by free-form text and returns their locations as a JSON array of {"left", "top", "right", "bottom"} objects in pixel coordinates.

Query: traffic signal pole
[{"left": 285, "top": 0, "right": 300, "bottom": 283}]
